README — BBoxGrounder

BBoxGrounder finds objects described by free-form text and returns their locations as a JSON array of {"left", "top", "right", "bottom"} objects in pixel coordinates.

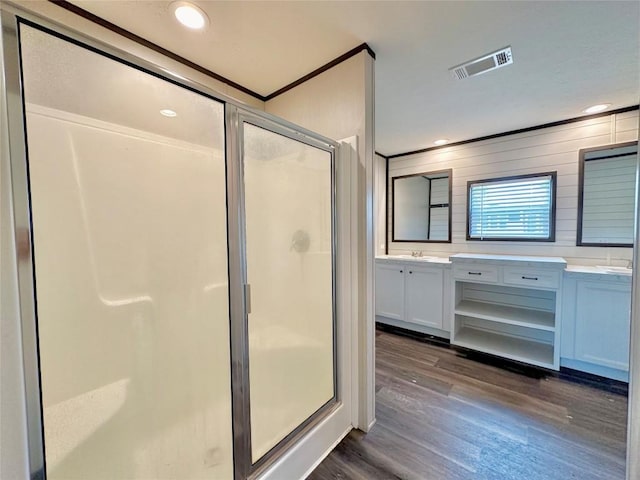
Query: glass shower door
[
  {"left": 240, "top": 118, "right": 336, "bottom": 465},
  {"left": 18, "top": 24, "right": 233, "bottom": 480}
]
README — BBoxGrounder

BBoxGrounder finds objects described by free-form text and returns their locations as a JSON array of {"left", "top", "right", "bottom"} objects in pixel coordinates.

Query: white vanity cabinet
[
  {"left": 375, "top": 262, "right": 406, "bottom": 321},
  {"left": 375, "top": 258, "right": 451, "bottom": 335},
  {"left": 561, "top": 269, "right": 631, "bottom": 381},
  {"left": 450, "top": 254, "right": 566, "bottom": 370},
  {"left": 405, "top": 265, "right": 444, "bottom": 328}
]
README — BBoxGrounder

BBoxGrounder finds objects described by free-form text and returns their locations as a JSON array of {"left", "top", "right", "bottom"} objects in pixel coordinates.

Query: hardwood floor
[{"left": 308, "top": 328, "right": 628, "bottom": 480}]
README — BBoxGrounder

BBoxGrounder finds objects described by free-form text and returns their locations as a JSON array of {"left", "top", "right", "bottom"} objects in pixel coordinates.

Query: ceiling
[{"left": 64, "top": 1, "right": 640, "bottom": 156}]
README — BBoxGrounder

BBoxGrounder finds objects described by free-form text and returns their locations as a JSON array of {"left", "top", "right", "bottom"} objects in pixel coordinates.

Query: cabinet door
[
  {"left": 575, "top": 280, "right": 631, "bottom": 371},
  {"left": 375, "top": 263, "right": 405, "bottom": 320},
  {"left": 405, "top": 266, "right": 444, "bottom": 329}
]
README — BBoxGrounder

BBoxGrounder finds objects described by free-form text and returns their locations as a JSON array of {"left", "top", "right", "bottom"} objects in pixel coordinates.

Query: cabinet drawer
[
  {"left": 503, "top": 267, "right": 560, "bottom": 289},
  {"left": 453, "top": 264, "right": 499, "bottom": 283}
]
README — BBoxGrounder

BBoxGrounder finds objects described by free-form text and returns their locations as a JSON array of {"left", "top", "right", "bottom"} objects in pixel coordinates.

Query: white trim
[
  {"left": 626, "top": 145, "right": 640, "bottom": 480},
  {"left": 362, "top": 52, "right": 376, "bottom": 433},
  {"left": 365, "top": 418, "right": 377, "bottom": 432},
  {"left": 560, "top": 358, "right": 629, "bottom": 383},
  {"left": 340, "top": 136, "right": 361, "bottom": 430},
  {"left": 376, "top": 317, "right": 451, "bottom": 339},
  {"left": 299, "top": 426, "right": 351, "bottom": 480}
]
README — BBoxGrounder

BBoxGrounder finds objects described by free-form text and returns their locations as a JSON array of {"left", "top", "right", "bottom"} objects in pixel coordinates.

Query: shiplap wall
[
  {"left": 582, "top": 147, "right": 637, "bottom": 244},
  {"left": 385, "top": 110, "right": 639, "bottom": 265},
  {"left": 429, "top": 177, "right": 449, "bottom": 240}
]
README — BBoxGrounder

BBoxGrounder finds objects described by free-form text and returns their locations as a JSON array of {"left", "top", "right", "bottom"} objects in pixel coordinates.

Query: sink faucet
[{"left": 411, "top": 251, "right": 424, "bottom": 257}]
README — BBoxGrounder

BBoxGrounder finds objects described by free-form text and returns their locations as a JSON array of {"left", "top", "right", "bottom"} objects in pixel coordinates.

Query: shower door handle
[{"left": 245, "top": 284, "right": 252, "bottom": 314}]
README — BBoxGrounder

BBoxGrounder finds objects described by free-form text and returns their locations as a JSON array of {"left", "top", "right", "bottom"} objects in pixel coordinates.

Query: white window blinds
[{"left": 468, "top": 173, "right": 555, "bottom": 240}]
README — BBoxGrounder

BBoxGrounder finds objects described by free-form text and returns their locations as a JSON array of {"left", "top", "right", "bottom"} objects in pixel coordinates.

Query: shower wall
[
  {"left": 25, "top": 105, "right": 233, "bottom": 479},
  {"left": 4, "top": 16, "right": 352, "bottom": 480}
]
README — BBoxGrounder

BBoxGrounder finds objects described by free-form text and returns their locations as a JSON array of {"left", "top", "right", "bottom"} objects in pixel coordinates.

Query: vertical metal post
[
  {"left": 225, "top": 105, "right": 252, "bottom": 480},
  {"left": 0, "top": 10, "right": 46, "bottom": 479}
]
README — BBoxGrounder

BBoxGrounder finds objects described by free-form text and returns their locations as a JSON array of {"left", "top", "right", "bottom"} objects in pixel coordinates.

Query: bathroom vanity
[
  {"left": 375, "top": 255, "right": 451, "bottom": 337},
  {"left": 561, "top": 266, "right": 632, "bottom": 381},
  {"left": 450, "top": 254, "right": 566, "bottom": 370},
  {"left": 376, "top": 253, "right": 632, "bottom": 380}
]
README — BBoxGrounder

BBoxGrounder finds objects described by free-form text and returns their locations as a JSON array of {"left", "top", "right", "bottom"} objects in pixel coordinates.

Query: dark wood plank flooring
[{"left": 308, "top": 329, "right": 628, "bottom": 480}]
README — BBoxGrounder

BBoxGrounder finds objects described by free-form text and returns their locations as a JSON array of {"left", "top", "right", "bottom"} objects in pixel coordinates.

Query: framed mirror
[
  {"left": 391, "top": 169, "right": 452, "bottom": 242},
  {"left": 577, "top": 141, "right": 639, "bottom": 247}
]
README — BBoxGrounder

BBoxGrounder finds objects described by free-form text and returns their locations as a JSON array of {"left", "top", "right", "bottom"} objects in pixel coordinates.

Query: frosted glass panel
[
  {"left": 20, "top": 26, "right": 232, "bottom": 479},
  {"left": 243, "top": 123, "right": 334, "bottom": 462}
]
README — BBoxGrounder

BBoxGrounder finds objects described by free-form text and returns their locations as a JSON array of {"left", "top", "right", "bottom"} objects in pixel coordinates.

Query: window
[{"left": 467, "top": 172, "right": 556, "bottom": 241}]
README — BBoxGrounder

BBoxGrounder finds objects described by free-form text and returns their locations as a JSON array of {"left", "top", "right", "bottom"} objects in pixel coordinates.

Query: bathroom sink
[{"left": 596, "top": 266, "right": 633, "bottom": 275}]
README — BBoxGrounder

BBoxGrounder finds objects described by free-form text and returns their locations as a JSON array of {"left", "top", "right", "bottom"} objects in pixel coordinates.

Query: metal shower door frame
[
  {"left": 226, "top": 106, "right": 339, "bottom": 480},
  {"left": 0, "top": 4, "right": 341, "bottom": 479}
]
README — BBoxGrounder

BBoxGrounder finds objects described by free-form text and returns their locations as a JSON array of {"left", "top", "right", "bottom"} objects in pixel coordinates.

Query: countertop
[
  {"left": 565, "top": 264, "right": 632, "bottom": 279},
  {"left": 376, "top": 255, "right": 451, "bottom": 264},
  {"left": 377, "top": 254, "right": 632, "bottom": 278}
]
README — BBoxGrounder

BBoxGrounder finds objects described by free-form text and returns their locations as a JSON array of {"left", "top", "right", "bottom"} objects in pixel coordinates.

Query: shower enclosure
[{"left": 1, "top": 7, "right": 350, "bottom": 480}]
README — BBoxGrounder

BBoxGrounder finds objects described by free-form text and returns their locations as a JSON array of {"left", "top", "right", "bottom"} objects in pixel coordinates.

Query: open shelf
[
  {"left": 453, "top": 326, "right": 554, "bottom": 369},
  {"left": 454, "top": 300, "right": 555, "bottom": 331},
  {"left": 451, "top": 257, "right": 565, "bottom": 370}
]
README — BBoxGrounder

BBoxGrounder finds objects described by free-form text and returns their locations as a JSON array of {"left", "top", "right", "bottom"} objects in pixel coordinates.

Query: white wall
[
  {"left": 386, "top": 110, "right": 639, "bottom": 265},
  {"left": 265, "top": 53, "right": 369, "bottom": 142}
]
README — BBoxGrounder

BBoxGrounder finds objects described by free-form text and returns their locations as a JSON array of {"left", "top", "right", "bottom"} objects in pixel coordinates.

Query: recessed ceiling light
[
  {"left": 583, "top": 104, "right": 611, "bottom": 114},
  {"left": 172, "top": 2, "right": 209, "bottom": 30},
  {"left": 160, "top": 109, "right": 177, "bottom": 117},
  {"left": 434, "top": 139, "right": 449, "bottom": 146}
]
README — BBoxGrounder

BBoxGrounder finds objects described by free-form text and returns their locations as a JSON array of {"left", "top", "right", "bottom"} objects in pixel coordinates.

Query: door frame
[
  {"left": 226, "top": 106, "right": 345, "bottom": 479},
  {"left": 627, "top": 145, "right": 640, "bottom": 480}
]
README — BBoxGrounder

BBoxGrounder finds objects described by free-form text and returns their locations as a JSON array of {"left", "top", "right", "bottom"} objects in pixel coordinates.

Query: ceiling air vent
[{"left": 449, "top": 47, "right": 513, "bottom": 80}]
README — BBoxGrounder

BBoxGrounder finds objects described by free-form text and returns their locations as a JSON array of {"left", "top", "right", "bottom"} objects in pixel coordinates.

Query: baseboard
[
  {"left": 364, "top": 417, "right": 376, "bottom": 432},
  {"left": 560, "top": 358, "right": 629, "bottom": 383},
  {"left": 376, "top": 319, "right": 450, "bottom": 345},
  {"left": 300, "top": 426, "right": 352, "bottom": 479}
]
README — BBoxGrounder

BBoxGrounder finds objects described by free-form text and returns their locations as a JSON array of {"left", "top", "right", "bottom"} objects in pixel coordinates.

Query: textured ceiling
[{"left": 60, "top": 1, "right": 640, "bottom": 155}]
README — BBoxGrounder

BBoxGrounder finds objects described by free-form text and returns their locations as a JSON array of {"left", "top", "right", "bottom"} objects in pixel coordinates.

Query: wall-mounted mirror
[
  {"left": 392, "top": 169, "right": 452, "bottom": 242},
  {"left": 577, "top": 141, "right": 639, "bottom": 247}
]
